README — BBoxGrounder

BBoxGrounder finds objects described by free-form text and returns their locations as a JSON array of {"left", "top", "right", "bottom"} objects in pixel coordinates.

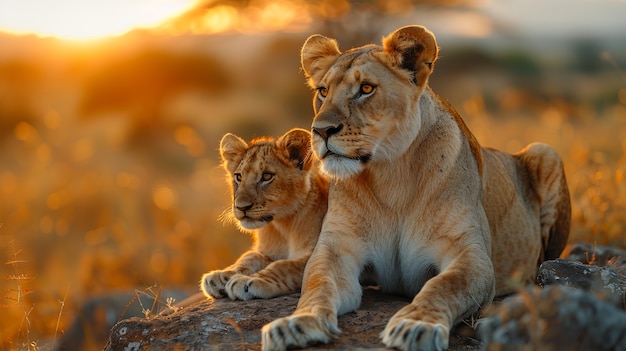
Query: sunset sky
[
  {"left": 484, "top": 0, "right": 626, "bottom": 37},
  {"left": 0, "top": 0, "right": 624, "bottom": 40},
  {"left": 0, "top": 0, "right": 196, "bottom": 39}
]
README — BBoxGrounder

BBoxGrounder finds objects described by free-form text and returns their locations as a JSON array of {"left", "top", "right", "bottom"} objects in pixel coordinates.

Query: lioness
[
  {"left": 201, "top": 128, "right": 328, "bottom": 301},
  {"left": 262, "top": 25, "right": 570, "bottom": 351}
]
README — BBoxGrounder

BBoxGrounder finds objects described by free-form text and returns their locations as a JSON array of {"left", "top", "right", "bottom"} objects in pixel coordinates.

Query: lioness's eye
[
  {"left": 234, "top": 173, "right": 242, "bottom": 183},
  {"left": 318, "top": 87, "right": 328, "bottom": 98},
  {"left": 360, "top": 84, "right": 375, "bottom": 95},
  {"left": 261, "top": 172, "right": 274, "bottom": 182}
]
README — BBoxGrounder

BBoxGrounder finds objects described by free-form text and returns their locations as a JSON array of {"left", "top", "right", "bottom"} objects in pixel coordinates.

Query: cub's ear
[
  {"left": 301, "top": 34, "right": 341, "bottom": 89},
  {"left": 220, "top": 133, "right": 248, "bottom": 174},
  {"left": 382, "top": 25, "right": 438, "bottom": 86},
  {"left": 277, "top": 128, "right": 312, "bottom": 170}
]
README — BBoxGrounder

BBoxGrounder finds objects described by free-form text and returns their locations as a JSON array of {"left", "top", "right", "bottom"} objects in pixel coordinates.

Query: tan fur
[
  {"left": 261, "top": 26, "right": 570, "bottom": 351},
  {"left": 200, "top": 128, "right": 328, "bottom": 301}
]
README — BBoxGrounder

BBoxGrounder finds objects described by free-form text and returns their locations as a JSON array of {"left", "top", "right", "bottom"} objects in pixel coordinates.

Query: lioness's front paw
[
  {"left": 200, "top": 270, "right": 237, "bottom": 298},
  {"left": 261, "top": 314, "right": 340, "bottom": 351},
  {"left": 381, "top": 319, "right": 449, "bottom": 351},
  {"left": 225, "top": 274, "right": 258, "bottom": 300}
]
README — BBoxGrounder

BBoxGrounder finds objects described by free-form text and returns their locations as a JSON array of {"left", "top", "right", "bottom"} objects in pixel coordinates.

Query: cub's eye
[
  {"left": 317, "top": 87, "right": 328, "bottom": 99},
  {"left": 260, "top": 172, "right": 274, "bottom": 183},
  {"left": 360, "top": 84, "right": 375, "bottom": 95},
  {"left": 234, "top": 173, "right": 242, "bottom": 183}
]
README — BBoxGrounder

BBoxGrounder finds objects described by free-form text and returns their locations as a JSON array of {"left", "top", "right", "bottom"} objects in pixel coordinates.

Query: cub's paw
[
  {"left": 225, "top": 274, "right": 260, "bottom": 300},
  {"left": 200, "top": 270, "right": 237, "bottom": 298},
  {"left": 261, "top": 313, "right": 340, "bottom": 351},
  {"left": 381, "top": 319, "right": 449, "bottom": 351}
]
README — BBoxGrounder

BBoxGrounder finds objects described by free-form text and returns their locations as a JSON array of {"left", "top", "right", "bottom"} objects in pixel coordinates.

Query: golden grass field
[{"left": 0, "top": 25, "right": 625, "bottom": 349}]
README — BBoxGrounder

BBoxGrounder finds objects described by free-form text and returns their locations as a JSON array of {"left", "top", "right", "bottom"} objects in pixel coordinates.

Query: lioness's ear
[
  {"left": 277, "top": 128, "right": 312, "bottom": 170},
  {"left": 220, "top": 133, "right": 248, "bottom": 174},
  {"left": 301, "top": 34, "right": 341, "bottom": 89},
  {"left": 382, "top": 25, "right": 438, "bottom": 86}
]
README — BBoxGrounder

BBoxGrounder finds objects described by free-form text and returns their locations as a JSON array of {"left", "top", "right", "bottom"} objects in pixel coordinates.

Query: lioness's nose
[{"left": 313, "top": 124, "right": 343, "bottom": 140}]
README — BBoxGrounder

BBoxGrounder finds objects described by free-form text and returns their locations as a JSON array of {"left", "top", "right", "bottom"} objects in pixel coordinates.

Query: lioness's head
[
  {"left": 220, "top": 128, "right": 314, "bottom": 230},
  {"left": 301, "top": 25, "right": 439, "bottom": 178}
]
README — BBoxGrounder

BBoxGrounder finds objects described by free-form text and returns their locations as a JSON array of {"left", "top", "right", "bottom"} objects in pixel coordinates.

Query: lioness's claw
[{"left": 382, "top": 319, "right": 449, "bottom": 351}]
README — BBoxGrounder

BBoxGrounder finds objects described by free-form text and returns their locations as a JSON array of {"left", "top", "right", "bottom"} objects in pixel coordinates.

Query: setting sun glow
[{"left": 0, "top": 0, "right": 196, "bottom": 40}]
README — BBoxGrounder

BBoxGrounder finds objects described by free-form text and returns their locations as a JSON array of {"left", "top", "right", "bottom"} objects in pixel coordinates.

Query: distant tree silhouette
[
  {"left": 169, "top": 0, "right": 472, "bottom": 40},
  {"left": 0, "top": 60, "right": 42, "bottom": 136},
  {"left": 79, "top": 49, "right": 232, "bottom": 145},
  {"left": 571, "top": 38, "right": 606, "bottom": 74},
  {"left": 177, "top": 0, "right": 470, "bottom": 19}
]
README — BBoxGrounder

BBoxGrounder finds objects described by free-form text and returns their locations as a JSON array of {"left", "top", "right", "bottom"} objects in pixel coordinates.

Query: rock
[
  {"left": 538, "top": 258, "right": 626, "bottom": 308},
  {"left": 479, "top": 285, "right": 626, "bottom": 351},
  {"left": 104, "top": 287, "right": 483, "bottom": 351}
]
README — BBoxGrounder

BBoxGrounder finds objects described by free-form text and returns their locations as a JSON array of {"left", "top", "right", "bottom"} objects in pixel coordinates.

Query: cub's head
[
  {"left": 301, "top": 25, "right": 439, "bottom": 178},
  {"left": 220, "top": 128, "right": 314, "bottom": 231}
]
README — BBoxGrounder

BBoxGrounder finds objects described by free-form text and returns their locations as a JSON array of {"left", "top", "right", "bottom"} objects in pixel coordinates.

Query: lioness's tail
[
  {"left": 547, "top": 167, "right": 571, "bottom": 260},
  {"left": 516, "top": 143, "right": 571, "bottom": 261}
]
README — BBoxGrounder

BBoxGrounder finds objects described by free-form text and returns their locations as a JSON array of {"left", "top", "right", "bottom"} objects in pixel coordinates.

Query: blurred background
[{"left": 0, "top": 0, "right": 625, "bottom": 349}]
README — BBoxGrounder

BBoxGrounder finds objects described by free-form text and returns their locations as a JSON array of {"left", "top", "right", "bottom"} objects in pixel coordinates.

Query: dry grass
[{"left": 3, "top": 238, "right": 37, "bottom": 350}]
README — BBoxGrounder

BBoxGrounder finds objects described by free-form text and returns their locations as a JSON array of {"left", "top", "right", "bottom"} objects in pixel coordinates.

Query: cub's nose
[
  {"left": 235, "top": 202, "right": 253, "bottom": 212},
  {"left": 312, "top": 124, "right": 343, "bottom": 140}
]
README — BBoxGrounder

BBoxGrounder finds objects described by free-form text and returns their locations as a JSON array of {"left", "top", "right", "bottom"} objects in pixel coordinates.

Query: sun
[{"left": 0, "top": 0, "right": 196, "bottom": 40}]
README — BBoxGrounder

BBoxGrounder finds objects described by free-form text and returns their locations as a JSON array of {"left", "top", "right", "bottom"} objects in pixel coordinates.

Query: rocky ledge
[{"left": 104, "top": 243, "right": 626, "bottom": 350}]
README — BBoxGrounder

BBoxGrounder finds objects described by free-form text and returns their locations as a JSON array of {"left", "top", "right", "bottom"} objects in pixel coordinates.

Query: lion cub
[{"left": 200, "top": 128, "right": 328, "bottom": 301}]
